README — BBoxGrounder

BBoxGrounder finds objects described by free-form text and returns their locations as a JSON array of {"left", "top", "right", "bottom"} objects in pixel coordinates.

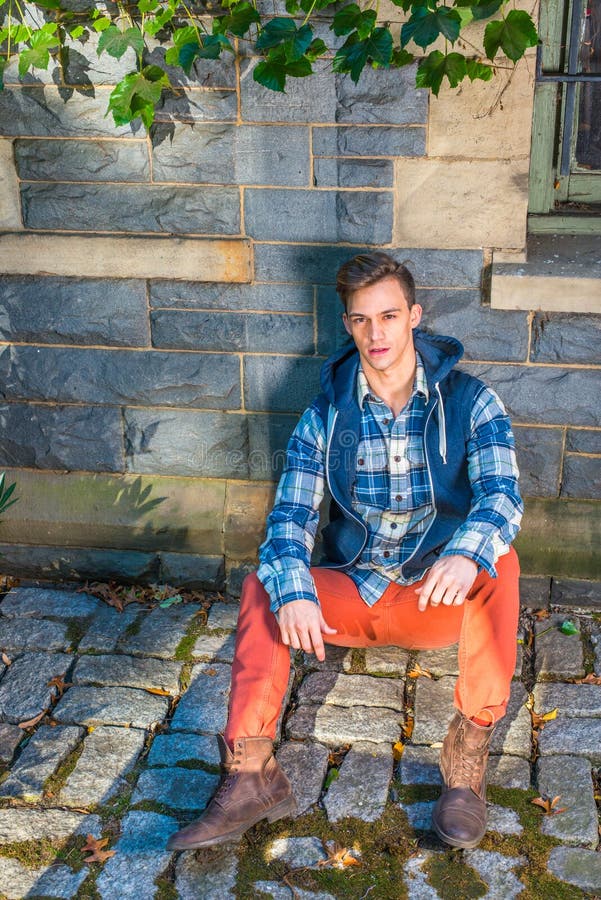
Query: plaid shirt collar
[{"left": 356, "top": 352, "right": 429, "bottom": 410}]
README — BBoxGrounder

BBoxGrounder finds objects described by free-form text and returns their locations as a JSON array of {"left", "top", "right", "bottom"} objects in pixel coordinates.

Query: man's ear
[
  {"left": 342, "top": 313, "right": 352, "bottom": 336},
  {"left": 410, "top": 304, "right": 423, "bottom": 328}
]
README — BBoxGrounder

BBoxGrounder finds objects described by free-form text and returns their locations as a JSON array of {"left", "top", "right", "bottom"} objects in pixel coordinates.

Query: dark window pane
[{"left": 575, "top": 0, "right": 601, "bottom": 168}]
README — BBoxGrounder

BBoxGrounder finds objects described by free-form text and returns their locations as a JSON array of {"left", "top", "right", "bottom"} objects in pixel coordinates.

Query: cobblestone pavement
[{"left": 0, "top": 577, "right": 600, "bottom": 899}]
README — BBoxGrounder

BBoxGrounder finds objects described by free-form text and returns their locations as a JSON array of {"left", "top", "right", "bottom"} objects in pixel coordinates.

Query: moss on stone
[{"left": 43, "top": 740, "right": 85, "bottom": 798}]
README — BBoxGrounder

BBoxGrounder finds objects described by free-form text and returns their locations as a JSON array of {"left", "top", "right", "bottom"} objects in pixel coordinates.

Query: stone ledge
[
  {"left": 0, "top": 232, "right": 251, "bottom": 282},
  {"left": 491, "top": 234, "right": 601, "bottom": 313}
]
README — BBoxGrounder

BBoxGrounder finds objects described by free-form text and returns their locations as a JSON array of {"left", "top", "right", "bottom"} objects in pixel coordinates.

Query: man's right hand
[{"left": 277, "top": 599, "right": 337, "bottom": 662}]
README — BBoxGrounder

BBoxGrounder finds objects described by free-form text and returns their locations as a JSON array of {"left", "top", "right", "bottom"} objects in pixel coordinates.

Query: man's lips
[{"left": 369, "top": 347, "right": 389, "bottom": 354}]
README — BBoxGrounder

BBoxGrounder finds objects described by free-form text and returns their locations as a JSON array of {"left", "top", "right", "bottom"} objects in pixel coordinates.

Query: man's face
[{"left": 342, "top": 276, "right": 422, "bottom": 376}]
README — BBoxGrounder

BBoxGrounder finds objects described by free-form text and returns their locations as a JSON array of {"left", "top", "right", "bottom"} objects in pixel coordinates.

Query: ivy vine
[{"left": 0, "top": 0, "right": 538, "bottom": 129}]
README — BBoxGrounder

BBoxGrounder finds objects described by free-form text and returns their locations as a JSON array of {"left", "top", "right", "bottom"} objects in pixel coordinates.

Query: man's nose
[{"left": 370, "top": 320, "right": 384, "bottom": 341}]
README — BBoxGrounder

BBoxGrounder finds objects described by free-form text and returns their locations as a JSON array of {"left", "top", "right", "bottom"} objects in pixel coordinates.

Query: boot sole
[{"left": 167, "top": 796, "right": 297, "bottom": 851}]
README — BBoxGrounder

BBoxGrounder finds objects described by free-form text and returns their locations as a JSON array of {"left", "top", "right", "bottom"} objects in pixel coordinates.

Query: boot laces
[
  {"left": 451, "top": 725, "right": 487, "bottom": 791},
  {"left": 213, "top": 747, "right": 244, "bottom": 801}
]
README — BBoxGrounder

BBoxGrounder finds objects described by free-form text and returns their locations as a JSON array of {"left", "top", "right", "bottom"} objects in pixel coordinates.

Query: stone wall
[{"left": 0, "top": 24, "right": 599, "bottom": 589}]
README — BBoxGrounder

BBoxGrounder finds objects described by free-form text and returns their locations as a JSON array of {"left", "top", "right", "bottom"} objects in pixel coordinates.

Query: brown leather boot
[
  {"left": 432, "top": 712, "right": 495, "bottom": 849},
  {"left": 166, "top": 735, "right": 296, "bottom": 850}
]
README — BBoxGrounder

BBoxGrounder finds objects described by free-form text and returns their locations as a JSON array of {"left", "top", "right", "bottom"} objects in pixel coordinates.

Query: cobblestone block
[
  {"left": 159, "top": 552, "right": 225, "bottom": 590},
  {"left": 566, "top": 429, "right": 601, "bottom": 454},
  {"left": 125, "top": 409, "right": 250, "bottom": 479},
  {"left": 547, "top": 846, "right": 601, "bottom": 893},
  {"left": 0, "top": 724, "right": 22, "bottom": 765},
  {"left": 486, "top": 804, "right": 523, "bottom": 835},
  {"left": 149, "top": 281, "right": 314, "bottom": 313},
  {"left": 297, "top": 671, "right": 404, "bottom": 710},
  {"left": 96, "top": 810, "right": 178, "bottom": 900},
  {"left": 192, "top": 632, "right": 237, "bottom": 663},
  {"left": 464, "top": 849, "right": 527, "bottom": 900},
  {"left": 150, "top": 310, "right": 314, "bottom": 354},
  {"left": 1, "top": 587, "right": 100, "bottom": 619},
  {"left": 0, "top": 857, "right": 88, "bottom": 899},
  {"left": 119, "top": 603, "right": 203, "bottom": 658},
  {"left": 206, "top": 602, "right": 239, "bottom": 631},
  {"left": 534, "top": 614, "right": 584, "bottom": 678},
  {"left": 175, "top": 851, "right": 238, "bottom": 900},
  {"left": 404, "top": 852, "right": 441, "bottom": 900},
  {"left": 52, "top": 686, "right": 170, "bottom": 728},
  {"left": 72, "top": 654, "right": 182, "bottom": 695},
  {"left": 0, "top": 808, "right": 102, "bottom": 842},
  {"left": 324, "top": 741, "right": 392, "bottom": 822},
  {"left": 244, "top": 356, "right": 324, "bottom": 413},
  {"left": 21, "top": 182, "right": 240, "bottom": 235},
  {"left": 513, "top": 426, "right": 563, "bottom": 498},
  {"left": 0, "top": 402, "right": 124, "bottom": 472},
  {"left": 147, "top": 732, "right": 220, "bottom": 767},
  {"left": 0, "top": 618, "right": 70, "bottom": 653},
  {"left": 561, "top": 455, "right": 601, "bottom": 499},
  {"left": 302, "top": 645, "right": 354, "bottom": 673},
  {"left": 245, "top": 188, "right": 393, "bottom": 244},
  {"left": 531, "top": 311, "right": 601, "bottom": 364},
  {"left": 364, "top": 646, "right": 410, "bottom": 675},
  {"left": 312, "top": 125, "right": 425, "bottom": 157},
  {"left": 78, "top": 604, "right": 141, "bottom": 653},
  {"left": 551, "top": 578, "right": 601, "bottom": 608},
  {"left": 0, "top": 651, "right": 73, "bottom": 724},
  {"left": 170, "top": 663, "right": 231, "bottom": 733},
  {"left": 398, "top": 800, "right": 434, "bottom": 831},
  {"left": 0, "top": 345, "right": 241, "bottom": 409},
  {"left": 253, "top": 882, "right": 335, "bottom": 900},
  {"left": 131, "top": 767, "right": 219, "bottom": 811},
  {"left": 276, "top": 740, "right": 329, "bottom": 815},
  {"left": 313, "top": 158, "right": 394, "bottom": 188},
  {"left": 152, "top": 123, "right": 310, "bottom": 186},
  {"left": 414, "top": 646, "right": 459, "bottom": 677},
  {"left": 536, "top": 755, "right": 598, "bottom": 847},
  {"left": 59, "top": 726, "right": 146, "bottom": 807},
  {"left": 286, "top": 704, "right": 401, "bottom": 744},
  {"left": 0, "top": 275, "right": 149, "bottom": 346},
  {"left": 14, "top": 138, "right": 150, "bottom": 182},
  {"left": 0, "top": 87, "right": 136, "bottom": 138},
  {"left": 266, "top": 836, "right": 329, "bottom": 867},
  {"left": 538, "top": 717, "right": 601, "bottom": 762},
  {"left": 533, "top": 682, "right": 601, "bottom": 718},
  {"left": 0, "top": 725, "right": 83, "bottom": 800}
]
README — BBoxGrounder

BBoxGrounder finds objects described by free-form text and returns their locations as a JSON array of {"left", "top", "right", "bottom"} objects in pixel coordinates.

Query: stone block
[
  {"left": 14, "top": 138, "right": 150, "bottom": 182},
  {"left": 119, "top": 603, "right": 203, "bottom": 659},
  {"left": 0, "top": 402, "right": 124, "bottom": 472},
  {"left": 240, "top": 62, "right": 338, "bottom": 122},
  {"left": 0, "top": 723, "right": 23, "bottom": 766},
  {"left": 324, "top": 741, "right": 392, "bottom": 822},
  {"left": 254, "top": 243, "right": 483, "bottom": 287},
  {"left": 170, "top": 663, "right": 231, "bottom": 733},
  {"left": 144, "top": 41, "right": 237, "bottom": 88},
  {"left": 152, "top": 123, "right": 310, "bottom": 185},
  {"left": 0, "top": 725, "right": 83, "bottom": 801},
  {"left": 534, "top": 613, "right": 584, "bottom": 678},
  {"left": 394, "top": 158, "right": 529, "bottom": 250},
  {"left": 175, "top": 851, "right": 238, "bottom": 900},
  {"left": 334, "top": 63, "right": 427, "bottom": 124},
  {"left": 316, "top": 285, "right": 351, "bottom": 356},
  {"left": 154, "top": 89, "right": 238, "bottom": 123},
  {"left": 20, "top": 182, "right": 240, "bottom": 235},
  {"left": 245, "top": 188, "right": 393, "bottom": 244},
  {"left": 296, "top": 671, "right": 404, "bottom": 710},
  {"left": 414, "top": 645, "right": 459, "bottom": 677},
  {"left": 253, "top": 881, "right": 335, "bottom": 900},
  {"left": 312, "top": 125, "right": 425, "bottom": 158},
  {"left": 206, "top": 602, "right": 239, "bottom": 631},
  {"left": 59, "top": 725, "right": 146, "bottom": 807},
  {"left": 247, "top": 413, "right": 299, "bottom": 482},
  {"left": 149, "top": 280, "right": 314, "bottom": 312},
  {"left": 533, "top": 682, "right": 601, "bottom": 718},
  {"left": 561, "top": 455, "right": 601, "bottom": 499},
  {"left": 150, "top": 308, "right": 314, "bottom": 353},
  {"left": 513, "top": 426, "right": 563, "bottom": 498},
  {"left": 72, "top": 654, "right": 183, "bottom": 695},
  {"left": 52, "top": 686, "right": 170, "bottom": 728},
  {"left": 62, "top": 30, "right": 137, "bottom": 84},
  {"left": 0, "top": 87, "right": 136, "bottom": 138},
  {"left": 538, "top": 717, "right": 601, "bottom": 762},
  {"left": 1, "top": 587, "right": 100, "bottom": 619},
  {"left": 131, "top": 767, "right": 219, "bottom": 811},
  {"left": 547, "top": 846, "right": 601, "bottom": 893},
  {"left": 0, "top": 651, "right": 73, "bottom": 724},
  {"left": 0, "top": 274, "right": 149, "bottom": 346},
  {"left": 147, "top": 732, "right": 220, "bottom": 767},
  {"left": 96, "top": 811, "right": 179, "bottom": 900},
  {"left": 420, "top": 290, "right": 529, "bottom": 361},
  {"left": 536, "top": 755, "right": 598, "bottom": 848},
  {"left": 0, "top": 858, "right": 88, "bottom": 899},
  {"left": 159, "top": 553, "right": 225, "bottom": 590},
  {"left": 531, "top": 311, "right": 601, "bottom": 364},
  {"left": 0, "top": 544, "right": 159, "bottom": 587},
  {"left": 276, "top": 740, "right": 329, "bottom": 815},
  {"left": 224, "top": 481, "right": 274, "bottom": 558},
  {"left": 313, "top": 158, "right": 394, "bottom": 188},
  {"left": 244, "top": 356, "right": 324, "bottom": 413},
  {"left": 515, "top": 497, "right": 601, "bottom": 580},
  {"left": 463, "top": 849, "right": 528, "bottom": 900},
  {"left": 551, "top": 578, "right": 601, "bottom": 608},
  {"left": 566, "top": 429, "right": 601, "bottom": 454},
  {"left": 79, "top": 604, "right": 142, "bottom": 654},
  {"left": 0, "top": 808, "right": 101, "bottom": 843},
  {"left": 364, "top": 646, "right": 410, "bottom": 675},
  {"left": 0, "top": 233, "right": 251, "bottom": 282},
  {"left": 302, "top": 645, "right": 354, "bottom": 673},
  {"left": 286, "top": 704, "right": 401, "bottom": 744},
  {"left": 0, "top": 617, "right": 71, "bottom": 653},
  {"left": 265, "top": 836, "right": 329, "bottom": 867},
  {"left": 0, "top": 139, "right": 21, "bottom": 229},
  {"left": 226, "top": 560, "right": 257, "bottom": 597},
  {"left": 519, "top": 575, "right": 551, "bottom": 608},
  {"left": 0, "top": 345, "right": 241, "bottom": 409}
]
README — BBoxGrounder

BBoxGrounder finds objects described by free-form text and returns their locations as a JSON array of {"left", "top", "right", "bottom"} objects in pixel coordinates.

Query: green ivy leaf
[
  {"left": 305, "top": 37, "right": 328, "bottom": 61},
  {"left": 138, "top": 0, "right": 158, "bottom": 10},
  {"left": 391, "top": 46, "right": 414, "bottom": 67},
  {"left": 401, "top": 6, "right": 461, "bottom": 48},
  {"left": 69, "top": 24, "right": 85, "bottom": 39},
  {"left": 33, "top": 0, "right": 62, "bottom": 10},
  {"left": 333, "top": 27, "right": 392, "bottom": 82},
  {"left": 92, "top": 16, "right": 112, "bottom": 32},
  {"left": 483, "top": 9, "right": 538, "bottom": 61},
  {"left": 254, "top": 57, "right": 286, "bottom": 91},
  {"left": 215, "top": 1, "right": 261, "bottom": 38},
  {"left": 108, "top": 64, "right": 170, "bottom": 126},
  {"left": 285, "top": 0, "right": 300, "bottom": 11},
  {"left": 332, "top": 4, "right": 376, "bottom": 39},
  {"left": 559, "top": 619, "right": 579, "bottom": 636},
  {"left": 470, "top": 0, "right": 503, "bottom": 20},
  {"left": 285, "top": 56, "right": 312, "bottom": 76},
  {"left": 465, "top": 57, "right": 493, "bottom": 80},
  {"left": 18, "top": 25, "right": 60, "bottom": 76},
  {"left": 97, "top": 25, "right": 144, "bottom": 59},
  {"left": 256, "top": 17, "right": 297, "bottom": 50},
  {"left": 415, "top": 49, "right": 466, "bottom": 94},
  {"left": 177, "top": 34, "right": 231, "bottom": 72}
]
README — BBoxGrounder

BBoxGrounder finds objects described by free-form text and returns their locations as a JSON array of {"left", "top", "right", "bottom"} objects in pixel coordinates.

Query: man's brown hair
[{"left": 336, "top": 251, "right": 416, "bottom": 311}]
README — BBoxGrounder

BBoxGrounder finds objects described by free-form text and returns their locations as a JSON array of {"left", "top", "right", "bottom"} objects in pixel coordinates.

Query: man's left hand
[{"left": 415, "top": 555, "right": 478, "bottom": 612}]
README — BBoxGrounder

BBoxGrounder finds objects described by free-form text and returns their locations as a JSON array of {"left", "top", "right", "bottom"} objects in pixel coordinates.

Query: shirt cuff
[
  {"left": 440, "top": 531, "right": 500, "bottom": 578},
  {"left": 256, "top": 562, "right": 319, "bottom": 614}
]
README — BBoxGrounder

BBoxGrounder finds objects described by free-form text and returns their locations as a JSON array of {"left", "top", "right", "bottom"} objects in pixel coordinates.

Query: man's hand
[
  {"left": 415, "top": 555, "right": 478, "bottom": 613},
  {"left": 277, "top": 599, "right": 337, "bottom": 662}
]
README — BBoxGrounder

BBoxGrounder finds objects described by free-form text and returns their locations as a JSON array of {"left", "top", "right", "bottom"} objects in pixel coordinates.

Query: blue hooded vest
[{"left": 313, "top": 328, "right": 486, "bottom": 580}]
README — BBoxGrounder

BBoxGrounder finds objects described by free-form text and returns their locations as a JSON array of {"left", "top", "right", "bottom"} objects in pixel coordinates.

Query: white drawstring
[{"left": 435, "top": 382, "right": 447, "bottom": 464}]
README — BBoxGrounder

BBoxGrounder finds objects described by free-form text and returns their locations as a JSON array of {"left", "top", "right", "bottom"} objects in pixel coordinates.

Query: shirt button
[
  {"left": 391, "top": 523, "right": 397, "bottom": 530},
  {"left": 358, "top": 458, "right": 365, "bottom": 466},
  {"left": 395, "top": 494, "right": 403, "bottom": 502},
  {"left": 382, "top": 418, "right": 390, "bottom": 425},
  {"left": 394, "top": 455, "right": 401, "bottom": 462},
  {"left": 383, "top": 551, "right": 391, "bottom": 558}
]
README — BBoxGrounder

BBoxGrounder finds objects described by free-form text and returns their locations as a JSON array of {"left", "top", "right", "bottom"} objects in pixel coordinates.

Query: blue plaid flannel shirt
[{"left": 257, "top": 355, "right": 522, "bottom": 614}]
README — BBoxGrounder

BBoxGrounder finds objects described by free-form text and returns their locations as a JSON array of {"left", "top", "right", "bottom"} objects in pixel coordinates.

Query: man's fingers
[{"left": 320, "top": 613, "right": 337, "bottom": 635}]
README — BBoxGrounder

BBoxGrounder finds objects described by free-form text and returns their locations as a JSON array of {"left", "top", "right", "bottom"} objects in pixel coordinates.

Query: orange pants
[{"left": 224, "top": 547, "right": 520, "bottom": 745}]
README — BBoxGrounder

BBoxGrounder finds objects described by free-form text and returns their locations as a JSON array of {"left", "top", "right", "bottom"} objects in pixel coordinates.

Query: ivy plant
[{"left": 0, "top": 0, "right": 538, "bottom": 129}]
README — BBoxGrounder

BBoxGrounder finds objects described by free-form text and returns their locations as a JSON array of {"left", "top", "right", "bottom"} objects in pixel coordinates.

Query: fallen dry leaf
[
  {"left": 573, "top": 673, "right": 601, "bottom": 685},
  {"left": 531, "top": 795, "right": 567, "bottom": 816},
  {"left": 393, "top": 740, "right": 405, "bottom": 762},
  {"left": 205, "top": 667, "right": 217, "bottom": 676},
  {"left": 18, "top": 709, "right": 48, "bottom": 729},
  {"left": 407, "top": 663, "right": 433, "bottom": 679},
  {"left": 531, "top": 707, "right": 558, "bottom": 730},
  {"left": 81, "top": 834, "right": 116, "bottom": 865},
  {"left": 145, "top": 687, "right": 171, "bottom": 696},
  {"left": 1, "top": 652, "right": 11, "bottom": 666},
  {"left": 532, "top": 608, "right": 550, "bottom": 621},
  {"left": 47, "top": 674, "right": 73, "bottom": 698},
  {"left": 319, "top": 841, "right": 361, "bottom": 869}
]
